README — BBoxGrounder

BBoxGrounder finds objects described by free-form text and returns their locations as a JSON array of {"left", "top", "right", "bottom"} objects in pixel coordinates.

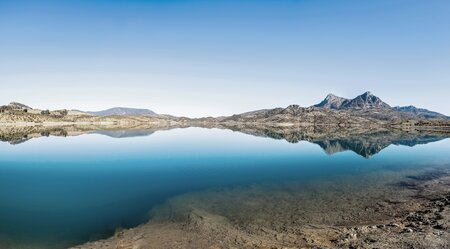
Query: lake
[{"left": 0, "top": 127, "right": 449, "bottom": 248}]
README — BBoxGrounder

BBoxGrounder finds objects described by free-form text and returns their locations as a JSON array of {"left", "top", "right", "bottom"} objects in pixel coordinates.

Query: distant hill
[
  {"left": 87, "top": 107, "right": 157, "bottom": 116},
  {"left": 0, "top": 102, "right": 32, "bottom": 110},
  {"left": 8, "top": 102, "right": 32, "bottom": 110},
  {"left": 0, "top": 102, "right": 158, "bottom": 117},
  {"left": 392, "top": 105, "right": 447, "bottom": 119}
]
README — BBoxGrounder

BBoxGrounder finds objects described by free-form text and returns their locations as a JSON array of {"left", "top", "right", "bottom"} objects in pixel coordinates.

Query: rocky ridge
[{"left": 1, "top": 92, "right": 449, "bottom": 130}]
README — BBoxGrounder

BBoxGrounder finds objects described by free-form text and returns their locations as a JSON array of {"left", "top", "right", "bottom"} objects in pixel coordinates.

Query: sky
[{"left": 1, "top": 0, "right": 449, "bottom": 117}]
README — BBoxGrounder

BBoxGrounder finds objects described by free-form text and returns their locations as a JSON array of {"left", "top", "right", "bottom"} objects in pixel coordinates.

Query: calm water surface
[{"left": 0, "top": 127, "right": 449, "bottom": 248}]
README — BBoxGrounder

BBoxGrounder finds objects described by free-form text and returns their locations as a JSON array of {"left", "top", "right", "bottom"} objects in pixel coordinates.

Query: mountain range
[
  {"left": 1, "top": 92, "right": 448, "bottom": 125},
  {"left": 314, "top": 91, "right": 391, "bottom": 109},
  {"left": 312, "top": 91, "right": 446, "bottom": 119},
  {"left": 222, "top": 91, "right": 448, "bottom": 123}
]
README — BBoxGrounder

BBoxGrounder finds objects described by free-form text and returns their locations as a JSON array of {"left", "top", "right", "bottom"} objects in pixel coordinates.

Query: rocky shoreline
[
  {"left": 72, "top": 168, "right": 450, "bottom": 249},
  {"left": 331, "top": 171, "right": 450, "bottom": 249}
]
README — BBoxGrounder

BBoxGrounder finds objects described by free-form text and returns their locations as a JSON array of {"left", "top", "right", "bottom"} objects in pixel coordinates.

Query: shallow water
[{"left": 0, "top": 127, "right": 449, "bottom": 249}]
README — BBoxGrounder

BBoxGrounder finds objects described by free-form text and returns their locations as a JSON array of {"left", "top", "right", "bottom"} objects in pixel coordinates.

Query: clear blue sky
[{"left": 1, "top": 0, "right": 449, "bottom": 117}]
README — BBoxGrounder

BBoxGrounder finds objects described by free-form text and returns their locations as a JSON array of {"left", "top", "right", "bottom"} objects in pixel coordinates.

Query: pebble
[
  {"left": 402, "top": 228, "right": 413, "bottom": 233},
  {"left": 364, "top": 238, "right": 377, "bottom": 243},
  {"left": 345, "top": 233, "right": 357, "bottom": 240}
]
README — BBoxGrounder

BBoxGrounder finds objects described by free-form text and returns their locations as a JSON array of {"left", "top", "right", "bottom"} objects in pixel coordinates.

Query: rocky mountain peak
[
  {"left": 325, "top": 93, "right": 338, "bottom": 99},
  {"left": 341, "top": 91, "right": 390, "bottom": 109},
  {"left": 313, "top": 91, "right": 391, "bottom": 110},
  {"left": 314, "top": 94, "right": 349, "bottom": 109}
]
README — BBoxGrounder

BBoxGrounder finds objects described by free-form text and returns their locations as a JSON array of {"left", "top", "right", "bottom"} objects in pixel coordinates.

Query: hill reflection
[{"left": 0, "top": 124, "right": 448, "bottom": 158}]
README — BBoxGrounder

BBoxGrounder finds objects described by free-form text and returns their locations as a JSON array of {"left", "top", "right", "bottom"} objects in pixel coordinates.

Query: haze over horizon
[{"left": 1, "top": 0, "right": 450, "bottom": 117}]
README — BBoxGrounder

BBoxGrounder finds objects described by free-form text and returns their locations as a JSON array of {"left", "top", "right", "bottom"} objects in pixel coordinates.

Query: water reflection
[
  {"left": 0, "top": 125, "right": 449, "bottom": 249},
  {"left": 0, "top": 124, "right": 448, "bottom": 158}
]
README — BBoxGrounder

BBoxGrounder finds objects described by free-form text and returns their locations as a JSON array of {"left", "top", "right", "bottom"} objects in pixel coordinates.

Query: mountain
[
  {"left": 341, "top": 91, "right": 391, "bottom": 109},
  {"left": 219, "top": 104, "right": 384, "bottom": 126},
  {"left": 87, "top": 107, "right": 156, "bottom": 116},
  {"left": 314, "top": 91, "right": 390, "bottom": 110},
  {"left": 314, "top": 94, "right": 349, "bottom": 109},
  {"left": 393, "top": 106, "right": 448, "bottom": 119},
  {"left": 313, "top": 92, "right": 448, "bottom": 119},
  {"left": 219, "top": 91, "right": 449, "bottom": 127}
]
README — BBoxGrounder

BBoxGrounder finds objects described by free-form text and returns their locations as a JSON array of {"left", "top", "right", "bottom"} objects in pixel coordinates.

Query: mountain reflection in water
[{"left": 0, "top": 125, "right": 448, "bottom": 158}]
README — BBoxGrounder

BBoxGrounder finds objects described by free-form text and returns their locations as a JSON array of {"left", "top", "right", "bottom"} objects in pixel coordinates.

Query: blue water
[{"left": 0, "top": 127, "right": 449, "bottom": 248}]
